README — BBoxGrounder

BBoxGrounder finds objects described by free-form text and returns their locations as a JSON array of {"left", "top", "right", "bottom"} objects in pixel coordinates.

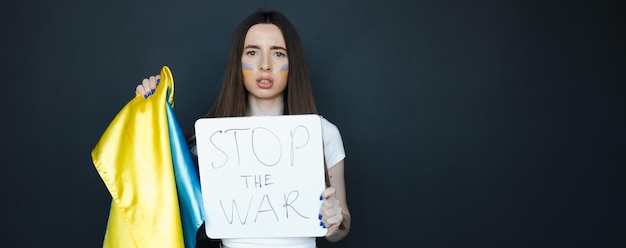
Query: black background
[{"left": 1, "top": 0, "right": 624, "bottom": 247}]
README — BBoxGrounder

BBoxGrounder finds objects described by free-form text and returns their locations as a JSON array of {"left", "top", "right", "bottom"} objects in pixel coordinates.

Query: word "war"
[{"left": 219, "top": 190, "right": 309, "bottom": 225}]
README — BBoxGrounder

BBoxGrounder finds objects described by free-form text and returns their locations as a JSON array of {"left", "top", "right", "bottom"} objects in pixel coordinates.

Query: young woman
[{"left": 136, "top": 11, "right": 350, "bottom": 248}]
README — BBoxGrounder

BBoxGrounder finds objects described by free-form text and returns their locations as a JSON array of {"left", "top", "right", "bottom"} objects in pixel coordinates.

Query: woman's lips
[{"left": 256, "top": 76, "right": 274, "bottom": 89}]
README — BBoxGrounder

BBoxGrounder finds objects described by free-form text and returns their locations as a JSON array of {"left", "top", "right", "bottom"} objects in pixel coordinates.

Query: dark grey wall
[{"left": 2, "top": 0, "right": 624, "bottom": 247}]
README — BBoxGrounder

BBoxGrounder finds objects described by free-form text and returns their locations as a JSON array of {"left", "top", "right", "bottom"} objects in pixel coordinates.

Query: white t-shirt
[{"left": 220, "top": 117, "right": 346, "bottom": 248}]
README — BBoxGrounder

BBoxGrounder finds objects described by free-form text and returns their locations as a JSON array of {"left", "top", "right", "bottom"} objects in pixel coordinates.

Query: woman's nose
[{"left": 259, "top": 54, "right": 271, "bottom": 71}]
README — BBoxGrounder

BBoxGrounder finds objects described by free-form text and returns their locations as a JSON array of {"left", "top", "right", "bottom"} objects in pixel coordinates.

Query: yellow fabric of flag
[{"left": 91, "top": 66, "right": 183, "bottom": 247}]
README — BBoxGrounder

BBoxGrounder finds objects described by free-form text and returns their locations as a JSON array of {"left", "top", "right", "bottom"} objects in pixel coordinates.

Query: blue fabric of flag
[{"left": 166, "top": 102, "right": 205, "bottom": 248}]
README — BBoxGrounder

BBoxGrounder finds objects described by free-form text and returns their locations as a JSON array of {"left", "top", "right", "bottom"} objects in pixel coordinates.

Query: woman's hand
[
  {"left": 135, "top": 75, "right": 160, "bottom": 99},
  {"left": 319, "top": 187, "right": 343, "bottom": 237}
]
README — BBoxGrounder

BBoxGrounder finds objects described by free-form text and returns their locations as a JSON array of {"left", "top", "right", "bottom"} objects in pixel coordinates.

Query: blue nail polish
[
  {"left": 322, "top": 224, "right": 326, "bottom": 229},
  {"left": 151, "top": 89, "right": 155, "bottom": 94},
  {"left": 319, "top": 195, "right": 323, "bottom": 201},
  {"left": 143, "top": 94, "right": 148, "bottom": 99},
  {"left": 319, "top": 222, "right": 323, "bottom": 227},
  {"left": 157, "top": 78, "right": 160, "bottom": 85},
  {"left": 318, "top": 214, "right": 322, "bottom": 220}
]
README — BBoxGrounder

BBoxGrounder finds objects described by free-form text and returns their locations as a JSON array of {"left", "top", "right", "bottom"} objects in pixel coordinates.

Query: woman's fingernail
[
  {"left": 157, "top": 78, "right": 160, "bottom": 85},
  {"left": 322, "top": 224, "right": 326, "bottom": 229},
  {"left": 151, "top": 89, "right": 155, "bottom": 94},
  {"left": 319, "top": 195, "right": 323, "bottom": 201},
  {"left": 318, "top": 214, "right": 322, "bottom": 220},
  {"left": 143, "top": 94, "right": 148, "bottom": 99},
  {"left": 319, "top": 222, "right": 324, "bottom": 227}
]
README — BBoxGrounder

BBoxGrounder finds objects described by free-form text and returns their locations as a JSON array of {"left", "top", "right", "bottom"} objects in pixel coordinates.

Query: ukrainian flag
[{"left": 92, "top": 66, "right": 203, "bottom": 247}]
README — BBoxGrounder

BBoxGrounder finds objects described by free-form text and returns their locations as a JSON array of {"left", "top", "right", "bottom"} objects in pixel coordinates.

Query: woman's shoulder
[
  {"left": 320, "top": 116, "right": 341, "bottom": 137},
  {"left": 319, "top": 115, "right": 346, "bottom": 167}
]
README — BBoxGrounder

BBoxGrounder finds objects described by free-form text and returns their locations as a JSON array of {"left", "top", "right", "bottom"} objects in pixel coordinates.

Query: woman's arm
[{"left": 321, "top": 160, "right": 351, "bottom": 242}]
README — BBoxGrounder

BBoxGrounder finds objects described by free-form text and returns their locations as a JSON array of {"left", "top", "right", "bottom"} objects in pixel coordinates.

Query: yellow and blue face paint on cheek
[
  {"left": 242, "top": 63, "right": 253, "bottom": 77},
  {"left": 279, "top": 64, "right": 288, "bottom": 78}
]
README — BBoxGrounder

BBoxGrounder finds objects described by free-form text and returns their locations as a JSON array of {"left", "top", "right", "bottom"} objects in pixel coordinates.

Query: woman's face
[{"left": 241, "top": 24, "right": 289, "bottom": 103}]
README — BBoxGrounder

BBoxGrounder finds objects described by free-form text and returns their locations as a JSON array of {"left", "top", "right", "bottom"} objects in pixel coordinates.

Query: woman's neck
[{"left": 246, "top": 95, "right": 284, "bottom": 116}]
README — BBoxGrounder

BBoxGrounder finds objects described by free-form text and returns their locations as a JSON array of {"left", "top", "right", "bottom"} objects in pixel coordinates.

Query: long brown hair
[{"left": 188, "top": 11, "right": 317, "bottom": 147}]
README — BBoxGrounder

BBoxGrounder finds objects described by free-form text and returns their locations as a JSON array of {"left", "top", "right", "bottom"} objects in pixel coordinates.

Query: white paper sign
[{"left": 194, "top": 114, "right": 327, "bottom": 238}]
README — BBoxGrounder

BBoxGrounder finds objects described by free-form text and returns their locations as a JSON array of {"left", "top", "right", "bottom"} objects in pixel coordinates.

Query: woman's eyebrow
[
  {"left": 244, "top": 44, "right": 286, "bottom": 51},
  {"left": 270, "top": 45, "right": 287, "bottom": 51},
  {"left": 243, "top": 45, "right": 258, "bottom": 50}
]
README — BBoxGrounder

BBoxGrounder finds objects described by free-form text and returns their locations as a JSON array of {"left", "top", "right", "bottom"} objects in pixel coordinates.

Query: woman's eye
[
  {"left": 275, "top": 52, "right": 286, "bottom": 58},
  {"left": 246, "top": 51, "right": 256, "bottom": 56}
]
